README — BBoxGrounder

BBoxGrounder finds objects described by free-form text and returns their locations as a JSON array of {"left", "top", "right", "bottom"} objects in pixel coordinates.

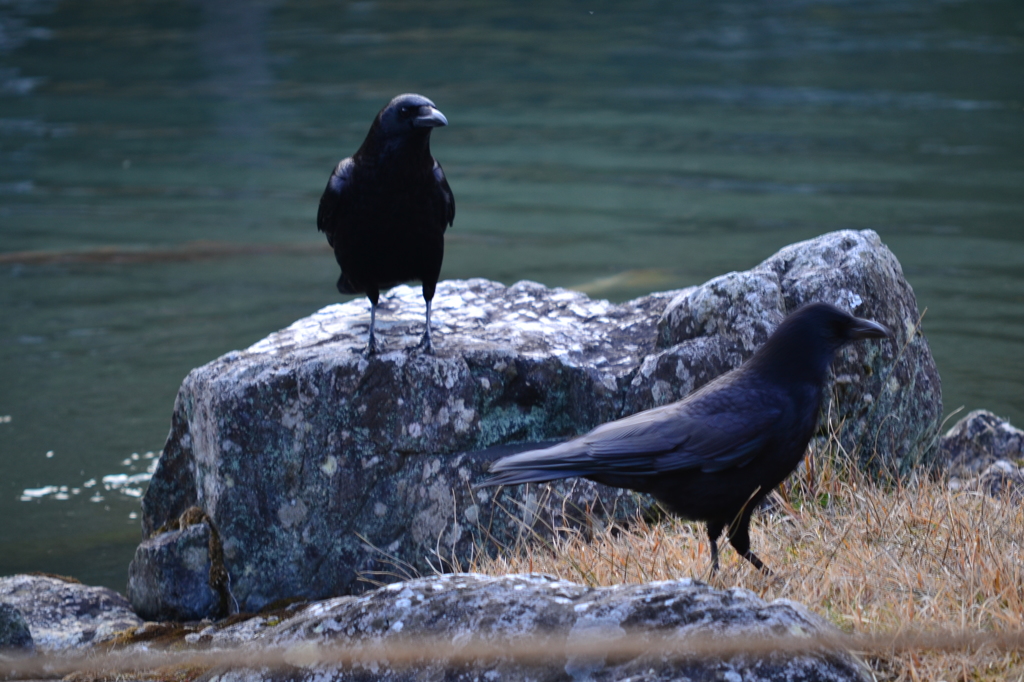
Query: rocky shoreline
[
  {"left": 130, "top": 229, "right": 941, "bottom": 621},
  {"left": 2, "top": 229, "right": 1022, "bottom": 681}
]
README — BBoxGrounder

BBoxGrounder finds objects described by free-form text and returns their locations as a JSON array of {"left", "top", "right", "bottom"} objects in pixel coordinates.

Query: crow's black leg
[
  {"left": 364, "top": 290, "right": 380, "bottom": 356},
  {"left": 414, "top": 277, "right": 437, "bottom": 353},
  {"left": 741, "top": 549, "right": 771, "bottom": 574},
  {"left": 415, "top": 299, "right": 434, "bottom": 353},
  {"left": 366, "top": 303, "right": 378, "bottom": 354},
  {"left": 705, "top": 520, "right": 725, "bottom": 577},
  {"left": 727, "top": 511, "right": 772, "bottom": 575}
]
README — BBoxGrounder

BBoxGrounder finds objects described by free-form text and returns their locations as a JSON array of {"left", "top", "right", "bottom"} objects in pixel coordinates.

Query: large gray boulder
[
  {"left": 133, "top": 279, "right": 672, "bottom": 617},
  {"left": 181, "top": 574, "right": 871, "bottom": 682},
  {"left": 0, "top": 575, "right": 141, "bottom": 652},
  {"left": 131, "top": 230, "right": 941, "bottom": 619}
]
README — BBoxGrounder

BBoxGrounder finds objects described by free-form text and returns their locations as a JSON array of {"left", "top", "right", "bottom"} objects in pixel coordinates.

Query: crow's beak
[
  {"left": 413, "top": 106, "right": 448, "bottom": 128},
  {"left": 849, "top": 317, "right": 893, "bottom": 340}
]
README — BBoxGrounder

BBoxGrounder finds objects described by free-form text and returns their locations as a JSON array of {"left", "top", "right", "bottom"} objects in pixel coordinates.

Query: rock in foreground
[
  {"left": 0, "top": 574, "right": 870, "bottom": 682},
  {"left": 131, "top": 230, "right": 942, "bottom": 619},
  {"left": 175, "top": 574, "right": 872, "bottom": 682}
]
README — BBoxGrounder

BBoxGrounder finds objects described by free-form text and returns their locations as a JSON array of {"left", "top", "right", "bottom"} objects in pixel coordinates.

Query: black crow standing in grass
[
  {"left": 318, "top": 94, "right": 455, "bottom": 355},
  {"left": 480, "top": 302, "right": 892, "bottom": 575}
]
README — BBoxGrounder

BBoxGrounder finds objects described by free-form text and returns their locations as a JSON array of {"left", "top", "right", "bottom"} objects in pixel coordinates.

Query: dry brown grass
[{"left": 470, "top": 435, "right": 1024, "bottom": 682}]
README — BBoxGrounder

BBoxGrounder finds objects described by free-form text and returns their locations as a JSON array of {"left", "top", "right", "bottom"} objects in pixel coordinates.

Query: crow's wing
[
  {"left": 585, "top": 387, "right": 784, "bottom": 473},
  {"left": 433, "top": 159, "right": 455, "bottom": 229},
  {"left": 482, "top": 382, "right": 785, "bottom": 486},
  {"left": 317, "top": 158, "right": 355, "bottom": 248}
]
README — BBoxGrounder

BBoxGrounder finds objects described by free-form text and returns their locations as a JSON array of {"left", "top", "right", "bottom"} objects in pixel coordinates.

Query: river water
[{"left": 1, "top": 0, "right": 1022, "bottom": 590}]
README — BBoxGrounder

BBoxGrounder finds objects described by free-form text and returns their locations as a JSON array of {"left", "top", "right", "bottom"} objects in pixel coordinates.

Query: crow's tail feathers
[
  {"left": 475, "top": 442, "right": 593, "bottom": 489},
  {"left": 475, "top": 464, "right": 598, "bottom": 485},
  {"left": 476, "top": 468, "right": 578, "bottom": 488}
]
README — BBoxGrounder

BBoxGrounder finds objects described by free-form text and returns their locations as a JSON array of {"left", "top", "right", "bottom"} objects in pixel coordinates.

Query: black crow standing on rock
[
  {"left": 318, "top": 94, "right": 455, "bottom": 355},
  {"left": 480, "top": 302, "right": 892, "bottom": 575}
]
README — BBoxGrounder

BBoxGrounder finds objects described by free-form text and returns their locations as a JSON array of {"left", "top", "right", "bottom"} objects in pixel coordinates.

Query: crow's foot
[
  {"left": 353, "top": 336, "right": 379, "bottom": 356},
  {"left": 408, "top": 333, "right": 434, "bottom": 354}
]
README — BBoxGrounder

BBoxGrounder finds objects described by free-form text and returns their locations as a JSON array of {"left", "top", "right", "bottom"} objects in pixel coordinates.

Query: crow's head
[
  {"left": 377, "top": 93, "right": 448, "bottom": 137},
  {"left": 752, "top": 301, "right": 893, "bottom": 383},
  {"left": 801, "top": 302, "right": 893, "bottom": 350}
]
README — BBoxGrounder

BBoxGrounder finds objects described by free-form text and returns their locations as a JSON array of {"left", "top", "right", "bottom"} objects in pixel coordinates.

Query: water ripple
[
  {"left": 18, "top": 451, "right": 159, "bottom": 503},
  {"left": 617, "top": 85, "right": 1004, "bottom": 111}
]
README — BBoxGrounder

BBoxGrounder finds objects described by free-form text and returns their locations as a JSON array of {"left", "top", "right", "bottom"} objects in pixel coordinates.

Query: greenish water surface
[{"left": 1, "top": 0, "right": 1022, "bottom": 591}]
